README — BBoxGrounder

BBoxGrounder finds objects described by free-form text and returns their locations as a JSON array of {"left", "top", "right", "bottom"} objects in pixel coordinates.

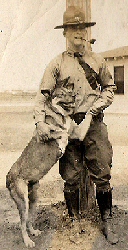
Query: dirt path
[{"left": 0, "top": 187, "right": 128, "bottom": 250}]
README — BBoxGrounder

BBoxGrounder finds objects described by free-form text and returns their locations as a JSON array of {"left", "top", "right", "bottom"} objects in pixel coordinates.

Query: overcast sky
[
  {"left": 91, "top": 0, "right": 128, "bottom": 52},
  {"left": 0, "top": 0, "right": 128, "bottom": 91}
]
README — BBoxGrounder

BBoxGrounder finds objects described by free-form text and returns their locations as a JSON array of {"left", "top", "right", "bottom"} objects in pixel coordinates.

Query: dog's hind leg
[
  {"left": 27, "top": 181, "right": 42, "bottom": 236},
  {"left": 6, "top": 175, "right": 36, "bottom": 248}
]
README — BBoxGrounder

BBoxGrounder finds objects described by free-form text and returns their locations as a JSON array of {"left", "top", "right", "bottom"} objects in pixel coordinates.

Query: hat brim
[{"left": 54, "top": 22, "right": 96, "bottom": 29}]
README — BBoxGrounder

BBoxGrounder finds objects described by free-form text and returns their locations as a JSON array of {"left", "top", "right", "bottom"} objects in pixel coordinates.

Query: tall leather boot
[
  {"left": 96, "top": 189, "right": 119, "bottom": 244},
  {"left": 64, "top": 183, "right": 80, "bottom": 218}
]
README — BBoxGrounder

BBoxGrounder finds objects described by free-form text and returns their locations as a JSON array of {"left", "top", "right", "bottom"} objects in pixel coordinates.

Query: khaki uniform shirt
[{"left": 34, "top": 50, "right": 116, "bottom": 124}]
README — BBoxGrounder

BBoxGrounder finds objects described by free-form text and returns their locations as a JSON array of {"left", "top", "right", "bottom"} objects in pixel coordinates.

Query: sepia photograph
[{"left": 0, "top": 0, "right": 128, "bottom": 249}]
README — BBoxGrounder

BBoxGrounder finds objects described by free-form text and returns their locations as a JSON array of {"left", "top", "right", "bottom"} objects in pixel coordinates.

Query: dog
[{"left": 6, "top": 78, "right": 92, "bottom": 248}]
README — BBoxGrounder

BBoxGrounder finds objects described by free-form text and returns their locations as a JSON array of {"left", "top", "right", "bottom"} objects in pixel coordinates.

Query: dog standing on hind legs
[
  {"left": 5, "top": 79, "right": 74, "bottom": 247},
  {"left": 6, "top": 76, "right": 92, "bottom": 247},
  {"left": 6, "top": 112, "right": 92, "bottom": 248}
]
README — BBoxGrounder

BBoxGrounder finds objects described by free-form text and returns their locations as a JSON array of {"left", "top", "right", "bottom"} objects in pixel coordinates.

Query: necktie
[{"left": 74, "top": 52, "right": 98, "bottom": 90}]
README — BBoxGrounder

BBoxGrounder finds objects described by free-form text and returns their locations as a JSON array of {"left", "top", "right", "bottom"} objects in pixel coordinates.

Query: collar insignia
[{"left": 75, "top": 16, "right": 81, "bottom": 22}]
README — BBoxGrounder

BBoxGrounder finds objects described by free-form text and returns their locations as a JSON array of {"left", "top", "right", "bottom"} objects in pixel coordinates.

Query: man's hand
[
  {"left": 89, "top": 107, "right": 98, "bottom": 116},
  {"left": 36, "top": 121, "right": 51, "bottom": 141},
  {"left": 89, "top": 105, "right": 102, "bottom": 116}
]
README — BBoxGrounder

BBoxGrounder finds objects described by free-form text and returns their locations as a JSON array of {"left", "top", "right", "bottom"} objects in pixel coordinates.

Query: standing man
[{"left": 35, "top": 6, "right": 118, "bottom": 244}]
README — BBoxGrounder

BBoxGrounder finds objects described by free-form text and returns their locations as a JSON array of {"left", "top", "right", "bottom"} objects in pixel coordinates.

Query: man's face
[{"left": 64, "top": 25, "right": 88, "bottom": 49}]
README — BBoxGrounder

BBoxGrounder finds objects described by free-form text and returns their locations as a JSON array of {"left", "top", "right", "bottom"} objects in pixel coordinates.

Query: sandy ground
[{"left": 0, "top": 108, "right": 128, "bottom": 249}]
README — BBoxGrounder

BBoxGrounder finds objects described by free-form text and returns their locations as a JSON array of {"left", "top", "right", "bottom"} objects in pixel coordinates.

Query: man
[
  {"left": 6, "top": 6, "right": 118, "bottom": 247},
  {"left": 35, "top": 6, "right": 118, "bottom": 244}
]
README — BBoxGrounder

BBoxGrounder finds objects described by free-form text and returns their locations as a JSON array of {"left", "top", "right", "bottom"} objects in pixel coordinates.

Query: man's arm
[
  {"left": 33, "top": 55, "right": 61, "bottom": 140},
  {"left": 89, "top": 57, "right": 116, "bottom": 115},
  {"left": 89, "top": 86, "right": 115, "bottom": 115}
]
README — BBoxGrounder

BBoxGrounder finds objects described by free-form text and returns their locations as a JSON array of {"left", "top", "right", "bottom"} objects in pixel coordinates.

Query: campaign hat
[{"left": 54, "top": 6, "right": 96, "bottom": 29}]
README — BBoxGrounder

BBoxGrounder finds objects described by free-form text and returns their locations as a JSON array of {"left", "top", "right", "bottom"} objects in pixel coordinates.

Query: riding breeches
[{"left": 59, "top": 119, "right": 113, "bottom": 192}]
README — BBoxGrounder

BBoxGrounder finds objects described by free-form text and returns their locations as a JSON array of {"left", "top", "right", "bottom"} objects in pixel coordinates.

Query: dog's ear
[
  {"left": 67, "top": 82, "right": 74, "bottom": 90},
  {"left": 41, "top": 89, "right": 51, "bottom": 96},
  {"left": 56, "top": 76, "right": 70, "bottom": 88}
]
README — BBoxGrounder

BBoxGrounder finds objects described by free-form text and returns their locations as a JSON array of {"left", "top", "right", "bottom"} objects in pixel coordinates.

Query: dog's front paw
[{"left": 23, "top": 234, "right": 35, "bottom": 248}]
